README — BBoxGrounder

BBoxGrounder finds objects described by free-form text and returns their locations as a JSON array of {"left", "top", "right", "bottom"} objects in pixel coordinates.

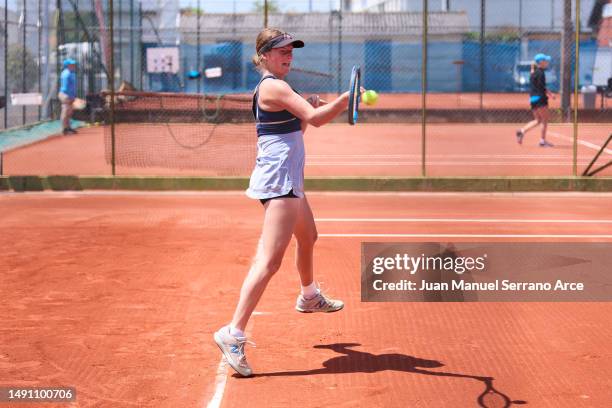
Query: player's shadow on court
[{"left": 249, "top": 343, "right": 527, "bottom": 408}]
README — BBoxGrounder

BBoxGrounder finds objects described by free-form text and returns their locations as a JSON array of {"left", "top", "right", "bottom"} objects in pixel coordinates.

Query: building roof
[{"left": 178, "top": 11, "right": 470, "bottom": 42}]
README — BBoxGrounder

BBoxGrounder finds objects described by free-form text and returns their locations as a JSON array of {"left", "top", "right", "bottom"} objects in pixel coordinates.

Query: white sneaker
[
  {"left": 213, "top": 326, "right": 254, "bottom": 377},
  {"left": 516, "top": 130, "right": 524, "bottom": 144},
  {"left": 296, "top": 290, "right": 344, "bottom": 313},
  {"left": 539, "top": 140, "right": 554, "bottom": 147}
]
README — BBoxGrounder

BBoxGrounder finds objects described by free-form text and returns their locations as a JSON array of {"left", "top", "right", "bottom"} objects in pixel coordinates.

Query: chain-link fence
[
  {"left": 1, "top": 0, "right": 610, "bottom": 177},
  {"left": 1, "top": 0, "right": 55, "bottom": 129}
]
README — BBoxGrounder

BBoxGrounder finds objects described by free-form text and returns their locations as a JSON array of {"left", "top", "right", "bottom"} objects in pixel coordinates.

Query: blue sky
[
  {"left": 178, "top": 0, "right": 341, "bottom": 13},
  {"left": 3, "top": 0, "right": 340, "bottom": 14}
]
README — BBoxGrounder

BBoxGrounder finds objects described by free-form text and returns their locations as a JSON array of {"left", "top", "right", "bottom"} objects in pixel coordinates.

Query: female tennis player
[
  {"left": 516, "top": 53, "right": 555, "bottom": 147},
  {"left": 214, "top": 28, "right": 353, "bottom": 377}
]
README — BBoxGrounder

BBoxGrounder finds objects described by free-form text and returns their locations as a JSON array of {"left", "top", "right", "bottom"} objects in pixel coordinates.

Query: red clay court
[{"left": 1, "top": 191, "right": 611, "bottom": 407}]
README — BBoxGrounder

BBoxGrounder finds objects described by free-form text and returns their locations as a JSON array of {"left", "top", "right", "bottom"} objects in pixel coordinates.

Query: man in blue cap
[{"left": 59, "top": 58, "right": 78, "bottom": 135}]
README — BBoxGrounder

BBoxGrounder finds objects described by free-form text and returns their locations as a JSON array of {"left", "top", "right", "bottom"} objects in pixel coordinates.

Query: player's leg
[
  {"left": 539, "top": 107, "right": 553, "bottom": 147},
  {"left": 65, "top": 101, "right": 76, "bottom": 133},
  {"left": 293, "top": 196, "right": 343, "bottom": 313},
  {"left": 59, "top": 93, "right": 71, "bottom": 133},
  {"left": 293, "top": 196, "right": 317, "bottom": 288},
  {"left": 231, "top": 197, "right": 300, "bottom": 330},
  {"left": 215, "top": 197, "right": 300, "bottom": 377},
  {"left": 517, "top": 108, "right": 541, "bottom": 143},
  {"left": 523, "top": 109, "right": 542, "bottom": 133}
]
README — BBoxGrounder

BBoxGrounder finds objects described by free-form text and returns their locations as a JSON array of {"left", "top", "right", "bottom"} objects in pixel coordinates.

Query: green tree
[
  {"left": 180, "top": 7, "right": 204, "bottom": 16},
  {"left": 252, "top": 0, "right": 280, "bottom": 13},
  {"left": 7, "top": 45, "right": 38, "bottom": 93},
  {"left": 60, "top": 12, "right": 99, "bottom": 43}
]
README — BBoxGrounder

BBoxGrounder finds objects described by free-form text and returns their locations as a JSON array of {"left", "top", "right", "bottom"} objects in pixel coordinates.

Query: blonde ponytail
[{"left": 252, "top": 27, "right": 284, "bottom": 72}]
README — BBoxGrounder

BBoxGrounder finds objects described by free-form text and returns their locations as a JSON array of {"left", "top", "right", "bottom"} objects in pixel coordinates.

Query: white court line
[
  {"left": 307, "top": 191, "right": 612, "bottom": 198},
  {"left": 315, "top": 218, "right": 612, "bottom": 224},
  {"left": 308, "top": 154, "right": 570, "bottom": 158},
  {"left": 319, "top": 233, "right": 612, "bottom": 238},
  {"left": 206, "top": 359, "right": 228, "bottom": 408},
  {"left": 548, "top": 131, "right": 612, "bottom": 155},
  {"left": 307, "top": 161, "right": 591, "bottom": 166}
]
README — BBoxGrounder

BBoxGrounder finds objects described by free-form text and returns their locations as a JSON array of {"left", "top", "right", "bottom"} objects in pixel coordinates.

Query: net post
[
  {"left": 588, "top": 160, "right": 612, "bottom": 177},
  {"left": 421, "top": 0, "right": 428, "bottom": 177},
  {"left": 582, "top": 134, "right": 612, "bottom": 176},
  {"left": 572, "top": 0, "right": 580, "bottom": 177},
  {"left": 109, "top": 0, "right": 116, "bottom": 176}
]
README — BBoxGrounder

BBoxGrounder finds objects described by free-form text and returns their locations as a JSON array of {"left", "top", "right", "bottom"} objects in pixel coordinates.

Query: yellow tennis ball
[{"left": 362, "top": 90, "right": 378, "bottom": 106}]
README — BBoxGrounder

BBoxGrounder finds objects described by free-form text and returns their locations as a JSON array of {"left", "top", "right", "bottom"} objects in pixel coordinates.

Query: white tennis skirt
[{"left": 246, "top": 130, "right": 305, "bottom": 200}]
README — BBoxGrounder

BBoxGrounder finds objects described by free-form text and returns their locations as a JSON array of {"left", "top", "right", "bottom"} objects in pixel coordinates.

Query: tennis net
[{"left": 102, "top": 91, "right": 257, "bottom": 176}]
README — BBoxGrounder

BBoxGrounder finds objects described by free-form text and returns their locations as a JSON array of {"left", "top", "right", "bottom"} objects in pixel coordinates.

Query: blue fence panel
[
  {"left": 391, "top": 42, "right": 422, "bottom": 92},
  {"left": 365, "top": 40, "right": 392, "bottom": 92},
  {"left": 428, "top": 41, "right": 464, "bottom": 92},
  {"left": 162, "top": 39, "right": 600, "bottom": 95}
]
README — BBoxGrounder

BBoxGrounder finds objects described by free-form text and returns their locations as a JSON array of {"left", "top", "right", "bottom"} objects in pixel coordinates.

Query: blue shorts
[{"left": 530, "top": 95, "right": 548, "bottom": 109}]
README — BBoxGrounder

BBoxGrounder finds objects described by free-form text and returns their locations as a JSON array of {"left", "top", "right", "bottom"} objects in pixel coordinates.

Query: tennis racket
[{"left": 348, "top": 65, "right": 361, "bottom": 125}]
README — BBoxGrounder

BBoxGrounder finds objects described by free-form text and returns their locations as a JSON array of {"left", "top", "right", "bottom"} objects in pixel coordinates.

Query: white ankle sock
[
  {"left": 229, "top": 325, "right": 245, "bottom": 338},
  {"left": 301, "top": 282, "right": 319, "bottom": 299}
]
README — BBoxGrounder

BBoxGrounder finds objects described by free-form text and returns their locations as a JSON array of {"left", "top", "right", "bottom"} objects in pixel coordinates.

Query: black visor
[{"left": 258, "top": 33, "right": 304, "bottom": 55}]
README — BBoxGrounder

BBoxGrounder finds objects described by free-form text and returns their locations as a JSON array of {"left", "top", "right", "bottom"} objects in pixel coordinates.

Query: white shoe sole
[
  {"left": 295, "top": 304, "right": 344, "bottom": 313},
  {"left": 213, "top": 331, "right": 252, "bottom": 377}
]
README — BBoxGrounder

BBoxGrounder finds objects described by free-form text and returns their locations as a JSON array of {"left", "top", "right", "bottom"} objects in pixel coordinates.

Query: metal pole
[
  {"left": 328, "top": 11, "right": 333, "bottom": 90},
  {"left": 56, "top": 0, "right": 62, "bottom": 120},
  {"left": 110, "top": 0, "right": 116, "bottom": 176},
  {"left": 38, "top": 0, "right": 42, "bottom": 120},
  {"left": 264, "top": 0, "right": 268, "bottom": 28},
  {"left": 421, "top": 0, "right": 428, "bottom": 177},
  {"left": 129, "top": 0, "right": 134, "bottom": 84},
  {"left": 337, "top": 10, "right": 342, "bottom": 95},
  {"left": 118, "top": 0, "right": 122, "bottom": 85},
  {"left": 561, "top": 0, "right": 572, "bottom": 120},
  {"left": 4, "top": 0, "right": 8, "bottom": 128},
  {"left": 519, "top": 0, "right": 522, "bottom": 35},
  {"left": 197, "top": 0, "right": 201, "bottom": 93},
  {"left": 88, "top": 1, "right": 97, "bottom": 93},
  {"left": 139, "top": 1, "right": 143, "bottom": 89},
  {"left": 479, "top": 0, "right": 484, "bottom": 110},
  {"left": 572, "top": 0, "right": 580, "bottom": 177},
  {"left": 22, "top": 0, "right": 27, "bottom": 125},
  {"left": 74, "top": 0, "right": 78, "bottom": 94}
]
